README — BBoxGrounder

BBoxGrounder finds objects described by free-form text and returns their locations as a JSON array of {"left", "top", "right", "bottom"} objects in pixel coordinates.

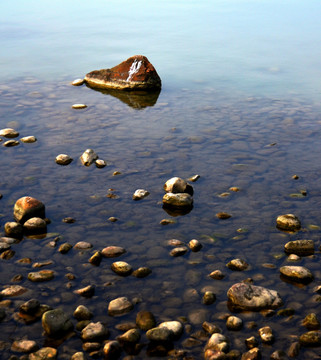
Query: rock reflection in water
[{"left": 85, "top": 84, "right": 161, "bottom": 109}]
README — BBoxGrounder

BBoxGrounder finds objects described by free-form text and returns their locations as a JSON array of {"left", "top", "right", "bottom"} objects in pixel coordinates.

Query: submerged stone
[
  {"left": 227, "top": 282, "right": 283, "bottom": 311},
  {"left": 85, "top": 55, "right": 161, "bottom": 91}
]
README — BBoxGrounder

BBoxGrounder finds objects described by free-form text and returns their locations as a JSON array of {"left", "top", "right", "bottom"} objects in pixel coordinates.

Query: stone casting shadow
[{"left": 85, "top": 84, "right": 161, "bottom": 109}]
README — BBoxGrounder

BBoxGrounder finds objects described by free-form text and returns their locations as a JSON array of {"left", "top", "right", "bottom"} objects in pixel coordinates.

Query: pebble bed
[{"left": 0, "top": 78, "right": 320, "bottom": 359}]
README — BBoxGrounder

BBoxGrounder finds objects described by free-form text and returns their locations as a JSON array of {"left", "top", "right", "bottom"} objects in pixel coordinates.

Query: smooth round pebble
[
  {"left": 55, "top": 154, "right": 73, "bottom": 165},
  {"left": 95, "top": 159, "right": 106, "bottom": 168},
  {"left": 72, "top": 103, "right": 87, "bottom": 109},
  {"left": 111, "top": 261, "right": 133, "bottom": 276},
  {"left": 20, "top": 136, "right": 37, "bottom": 143}
]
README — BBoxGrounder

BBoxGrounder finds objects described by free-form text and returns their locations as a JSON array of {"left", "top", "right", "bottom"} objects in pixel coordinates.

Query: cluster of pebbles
[
  {"left": 0, "top": 172, "right": 320, "bottom": 359},
  {"left": 0, "top": 128, "right": 37, "bottom": 147},
  {"left": 56, "top": 148, "right": 106, "bottom": 168}
]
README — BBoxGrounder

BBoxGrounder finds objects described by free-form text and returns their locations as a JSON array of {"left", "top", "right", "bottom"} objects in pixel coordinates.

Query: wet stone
[
  {"left": 270, "top": 350, "right": 288, "bottom": 360},
  {"left": 226, "top": 316, "right": 243, "bottom": 331},
  {"left": 133, "top": 189, "right": 150, "bottom": 200},
  {"left": 58, "top": 243, "right": 72, "bottom": 254},
  {"left": 188, "top": 239, "right": 202, "bottom": 252},
  {"left": 276, "top": 214, "right": 301, "bottom": 231},
  {"left": 62, "top": 217, "right": 76, "bottom": 223},
  {"left": 103, "top": 341, "right": 121, "bottom": 359},
  {"left": 227, "top": 282, "right": 283, "bottom": 311},
  {"left": 23, "top": 217, "right": 47, "bottom": 234},
  {"left": 42, "top": 308, "right": 73, "bottom": 337},
  {"left": 108, "top": 297, "right": 133, "bottom": 316},
  {"left": 95, "top": 159, "right": 106, "bottom": 168},
  {"left": 71, "top": 78, "right": 85, "bottom": 86},
  {"left": 205, "top": 333, "right": 230, "bottom": 353},
  {"left": 71, "top": 352, "right": 86, "bottom": 360},
  {"left": 1, "top": 285, "right": 28, "bottom": 297},
  {"left": 55, "top": 154, "right": 73, "bottom": 165},
  {"left": 111, "top": 261, "right": 133, "bottom": 276},
  {"left": 4, "top": 139, "right": 19, "bottom": 146},
  {"left": 73, "top": 305, "right": 93, "bottom": 321},
  {"left": 89, "top": 251, "right": 102, "bottom": 266},
  {"left": 28, "top": 270, "right": 54, "bottom": 282},
  {"left": 287, "top": 342, "right": 300, "bottom": 357},
  {"left": 0, "top": 242, "right": 11, "bottom": 253},
  {"left": 72, "top": 103, "right": 87, "bottom": 109},
  {"left": 13, "top": 196, "right": 45, "bottom": 224},
  {"left": 132, "top": 267, "right": 152, "bottom": 278},
  {"left": 245, "top": 336, "right": 258, "bottom": 349},
  {"left": 20, "top": 299, "right": 40, "bottom": 314},
  {"left": 226, "top": 258, "right": 248, "bottom": 271},
  {"left": 80, "top": 149, "right": 98, "bottom": 166},
  {"left": 81, "top": 321, "right": 109, "bottom": 341},
  {"left": 203, "top": 291, "right": 216, "bottom": 305},
  {"left": 170, "top": 246, "right": 188, "bottom": 257},
  {"left": 29, "top": 347, "right": 57, "bottom": 360},
  {"left": 303, "top": 313, "right": 320, "bottom": 330},
  {"left": 163, "top": 193, "right": 193, "bottom": 208},
  {"left": 164, "top": 177, "right": 190, "bottom": 194},
  {"left": 209, "top": 270, "right": 225, "bottom": 280},
  {"left": 136, "top": 311, "right": 156, "bottom": 331},
  {"left": 146, "top": 327, "right": 173, "bottom": 342},
  {"left": 0, "top": 128, "right": 19, "bottom": 138},
  {"left": 258, "top": 325, "right": 274, "bottom": 343},
  {"left": 74, "top": 285, "right": 95, "bottom": 298},
  {"left": 4, "top": 222, "right": 23, "bottom": 238},
  {"left": 158, "top": 321, "right": 183, "bottom": 339},
  {"left": 117, "top": 328, "right": 141, "bottom": 343},
  {"left": 74, "top": 241, "right": 92, "bottom": 249},
  {"left": 284, "top": 240, "right": 314, "bottom": 256},
  {"left": 20, "top": 136, "right": 37, "bottom": 143},
  {"left": 11, "top": 340, "right": 38, "bottom": 353},
  {"left": 216, "top": 212, "right": 231, "bottom": 219},
  {"left": 202, "top": 321, "right": 222, "bottom": 335},
  {"left": 101, "top": 246, "right": 126, "bottom": 258},
  {"left": 279, "top": 265, "right": 313, "bottom": 283},
  {"left": 299, "top": 330, "right": 321, "bottom": 347},
  {"left": 241, "top": 347, "right": 261, "bottom": 359}
]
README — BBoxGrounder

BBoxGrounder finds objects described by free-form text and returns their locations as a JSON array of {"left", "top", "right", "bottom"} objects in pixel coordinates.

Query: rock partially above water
[
  {"left": 227, "top": 282, "right": 283, "bottom": 311},
  {"left": 56, "top": 154, "right": 73, "bottom": 165},
  {"left": 108, "top": 297, "right": 133, "bottom": 316},
  {"left": 85, "top": 55, "right": 161, "bottom": 91},
  {"left": 42, "top": 308, "right": 73, "bottom": 337},
  {"left": 284, "top": 240, "right": 315, "bottom": 256},
  {"left": 133, "top": 189, "right": 150, "bottom": 200},
  {"left": 80, "top": 149, "right": 98, "bottom": 166},
  {"left": 0, "top": 128, "right": 19, "bottom": 138},
  {"left": 276, "top": 214, "right": 301, "bottom": 231},
  {"left": 280, "top": 265, "right": 314, "bottom": 283},
  {"left": 14, "top": 196, "right": 45, "bottom": 224},
  {"left": 163, "top": 193, "right": 193, "bottom": 208}
]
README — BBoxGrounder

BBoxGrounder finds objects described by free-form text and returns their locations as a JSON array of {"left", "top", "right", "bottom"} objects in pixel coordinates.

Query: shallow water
[{"left": 1, "top": 1, "right": 321, "bottom": 359}]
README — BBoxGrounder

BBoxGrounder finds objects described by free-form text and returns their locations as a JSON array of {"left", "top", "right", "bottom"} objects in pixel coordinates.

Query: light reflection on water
[{"left": 0, "top": 0, "right": 321, "bottom": 358}]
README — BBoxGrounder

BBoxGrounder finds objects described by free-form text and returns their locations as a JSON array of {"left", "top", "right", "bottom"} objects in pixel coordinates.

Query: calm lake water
[{"left": 0, "top": 1, "right": 321, "bottom": 359}]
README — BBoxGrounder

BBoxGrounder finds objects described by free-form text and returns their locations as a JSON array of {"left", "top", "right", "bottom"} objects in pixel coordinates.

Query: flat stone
[
  {"left": 55, "top": 154, "right": 73, "bottom": 165},
  {"left": 108, "top": 297, "right": 133, "bottom": 316},
  {"left": 1, "top": 285, "right": 28, "bottom": 297},
  {"left": 276, "top": 214, "right": 301, "bottom": 231},
  {"left": 72, "top": 103, "right": 87, "bottom": 109},
  {"left": 101, "top": 246, "right": 126, "bottom": 258},
  {"left": 3, "top": 139, "right": 19, "bottom": 146},
  {"left": 71, "top": 78, "right": 85, "bottom": 86},
  {"left": 226, "top": 258, "right": 248, "bottom": 271},
  {"left": 170, "top": 246, "right": 188, "bottom": 257},
  {"left": 80, "top": 149, "right": 98, "bottom": 166},
  {"left": 85, "top": 55, "right": 161, "bottom": 91},
  {"left": 74, "top": 241, "right": 92, "bottom": 249},
  {"left": 227, "top": 283, "right": 283, "bottom": 311},
  {"left": 111, "top": 261, "right": 133, "bottom": 276},
  {"left": 81, "top": 321, "right": 109, "bottom": 341},
  {"left": 13, "top": 196, "right": 45, "bottom": 224},
  {"left": 209, "top": 270, "right": 225, "bottom": 280},
  {"left": 11, "top": 340, "right": 38, "bottom": 353},
  {"left": 280, "top": 266, "right": 314, "bottom": 283},
  {"left": 284, "top": 240, "right": 315, "bottom": 256},
  {"left": 146, "top": 327, "right": 173, "bottom": 342},
  {"left": 133, "top": 189, "right": 150, "bottom": 200},
  {"left": 29, "top": 347, "right": 57, "bottom": 360},
  {"left": 23, "top": 217, "right": 47, "bottom": 234},
  {"left": 132, "top": 267, "right": 152, "bottom": 278},
  {"left": 20, "top": 136, "right": 37, "bottom": 143},
  {"left": 216, "top": 212, "right": 231, "bottom": 219},
  {"left": 0, "top": 128, "right": 19, "bottom": 138},
  {"left": 42, "top": 308, "right": 73, "bottom": 337},
  {"left": 28, "top": 270, "right": 54, "bottom": 282},
  {"left": 163, "top": 193, "right": 193, "bottom": 208}
]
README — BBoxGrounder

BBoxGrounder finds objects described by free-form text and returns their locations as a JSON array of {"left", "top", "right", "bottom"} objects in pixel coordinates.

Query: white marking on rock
[{"left": 126, "top": 59, "right": 142, "bottom": 82}]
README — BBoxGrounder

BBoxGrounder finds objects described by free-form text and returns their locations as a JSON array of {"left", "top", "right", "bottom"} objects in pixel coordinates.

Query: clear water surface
[{"left": 0, "top": 1, "right": 321, "bottom": 359}]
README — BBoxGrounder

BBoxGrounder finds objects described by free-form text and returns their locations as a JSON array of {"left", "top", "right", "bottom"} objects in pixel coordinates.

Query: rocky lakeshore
[{"left": 0, "top": 78, "right": 321, "bottom": 359}]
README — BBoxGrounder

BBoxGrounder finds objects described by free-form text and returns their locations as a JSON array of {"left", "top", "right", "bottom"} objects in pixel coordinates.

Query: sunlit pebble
[
  {"left": 71, "top": 78, "right": 85, "bottom": 86},
  {"left": 3, "top": 140, "right": 19, "bottom": 147},
  {"left": 0, "top": 128, "right": 19, "bottom": 138},
  {"left": 287, "top": 254, "right": 301, "bottom": 261},
  {"left": 292, "top": 174, "right": 299, "bottom": 180},
  {"left": 20, "top": 136, "right": 37, "bottom": 143},
  {"left": 108, "top": 217, "right": 118, "bottom": 222},
  {"left": 160, "top": 219, "right": 176, "bottom": 225},
  {"left": 113, "top": 171, "right": 122, "bottom": 176},
  {"left": 72, "top": 104, "right": 87, "bottom": 109},
  {"left": 229, "top": 187, "right": 240, "bottom": 192},
  {"left": 55, "top": 154, "right": 73, "bottom": 165},
  {"left": 95, "top": 159, "right": 106, "bottom": 168}
]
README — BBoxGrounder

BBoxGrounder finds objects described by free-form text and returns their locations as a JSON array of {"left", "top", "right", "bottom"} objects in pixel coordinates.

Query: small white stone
[
  {"left": 80, "top": 149, "right": 98, "bottom": 166},
  {"left": 55, "top": 154, "right": 73, "bottom": 165},
  {"left": 72, "top": 103, "right": 87, "bottom": 109},
  {"left": 133, "top": 189, "right": 150, "bottom": 200},
  {"left": 71, "top": 78, "right": 85, "bottom": 86},
  {"left": 95, "top": 159, "right": 106, "bottom": 168}
]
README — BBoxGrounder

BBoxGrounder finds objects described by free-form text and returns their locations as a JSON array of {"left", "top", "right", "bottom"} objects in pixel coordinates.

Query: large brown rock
[
  {"left": 85, "top": 55, "right": 161, "bottom": 91},
  {"left": 13, "top": 196, "right": 45, "bottom": 224}
]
